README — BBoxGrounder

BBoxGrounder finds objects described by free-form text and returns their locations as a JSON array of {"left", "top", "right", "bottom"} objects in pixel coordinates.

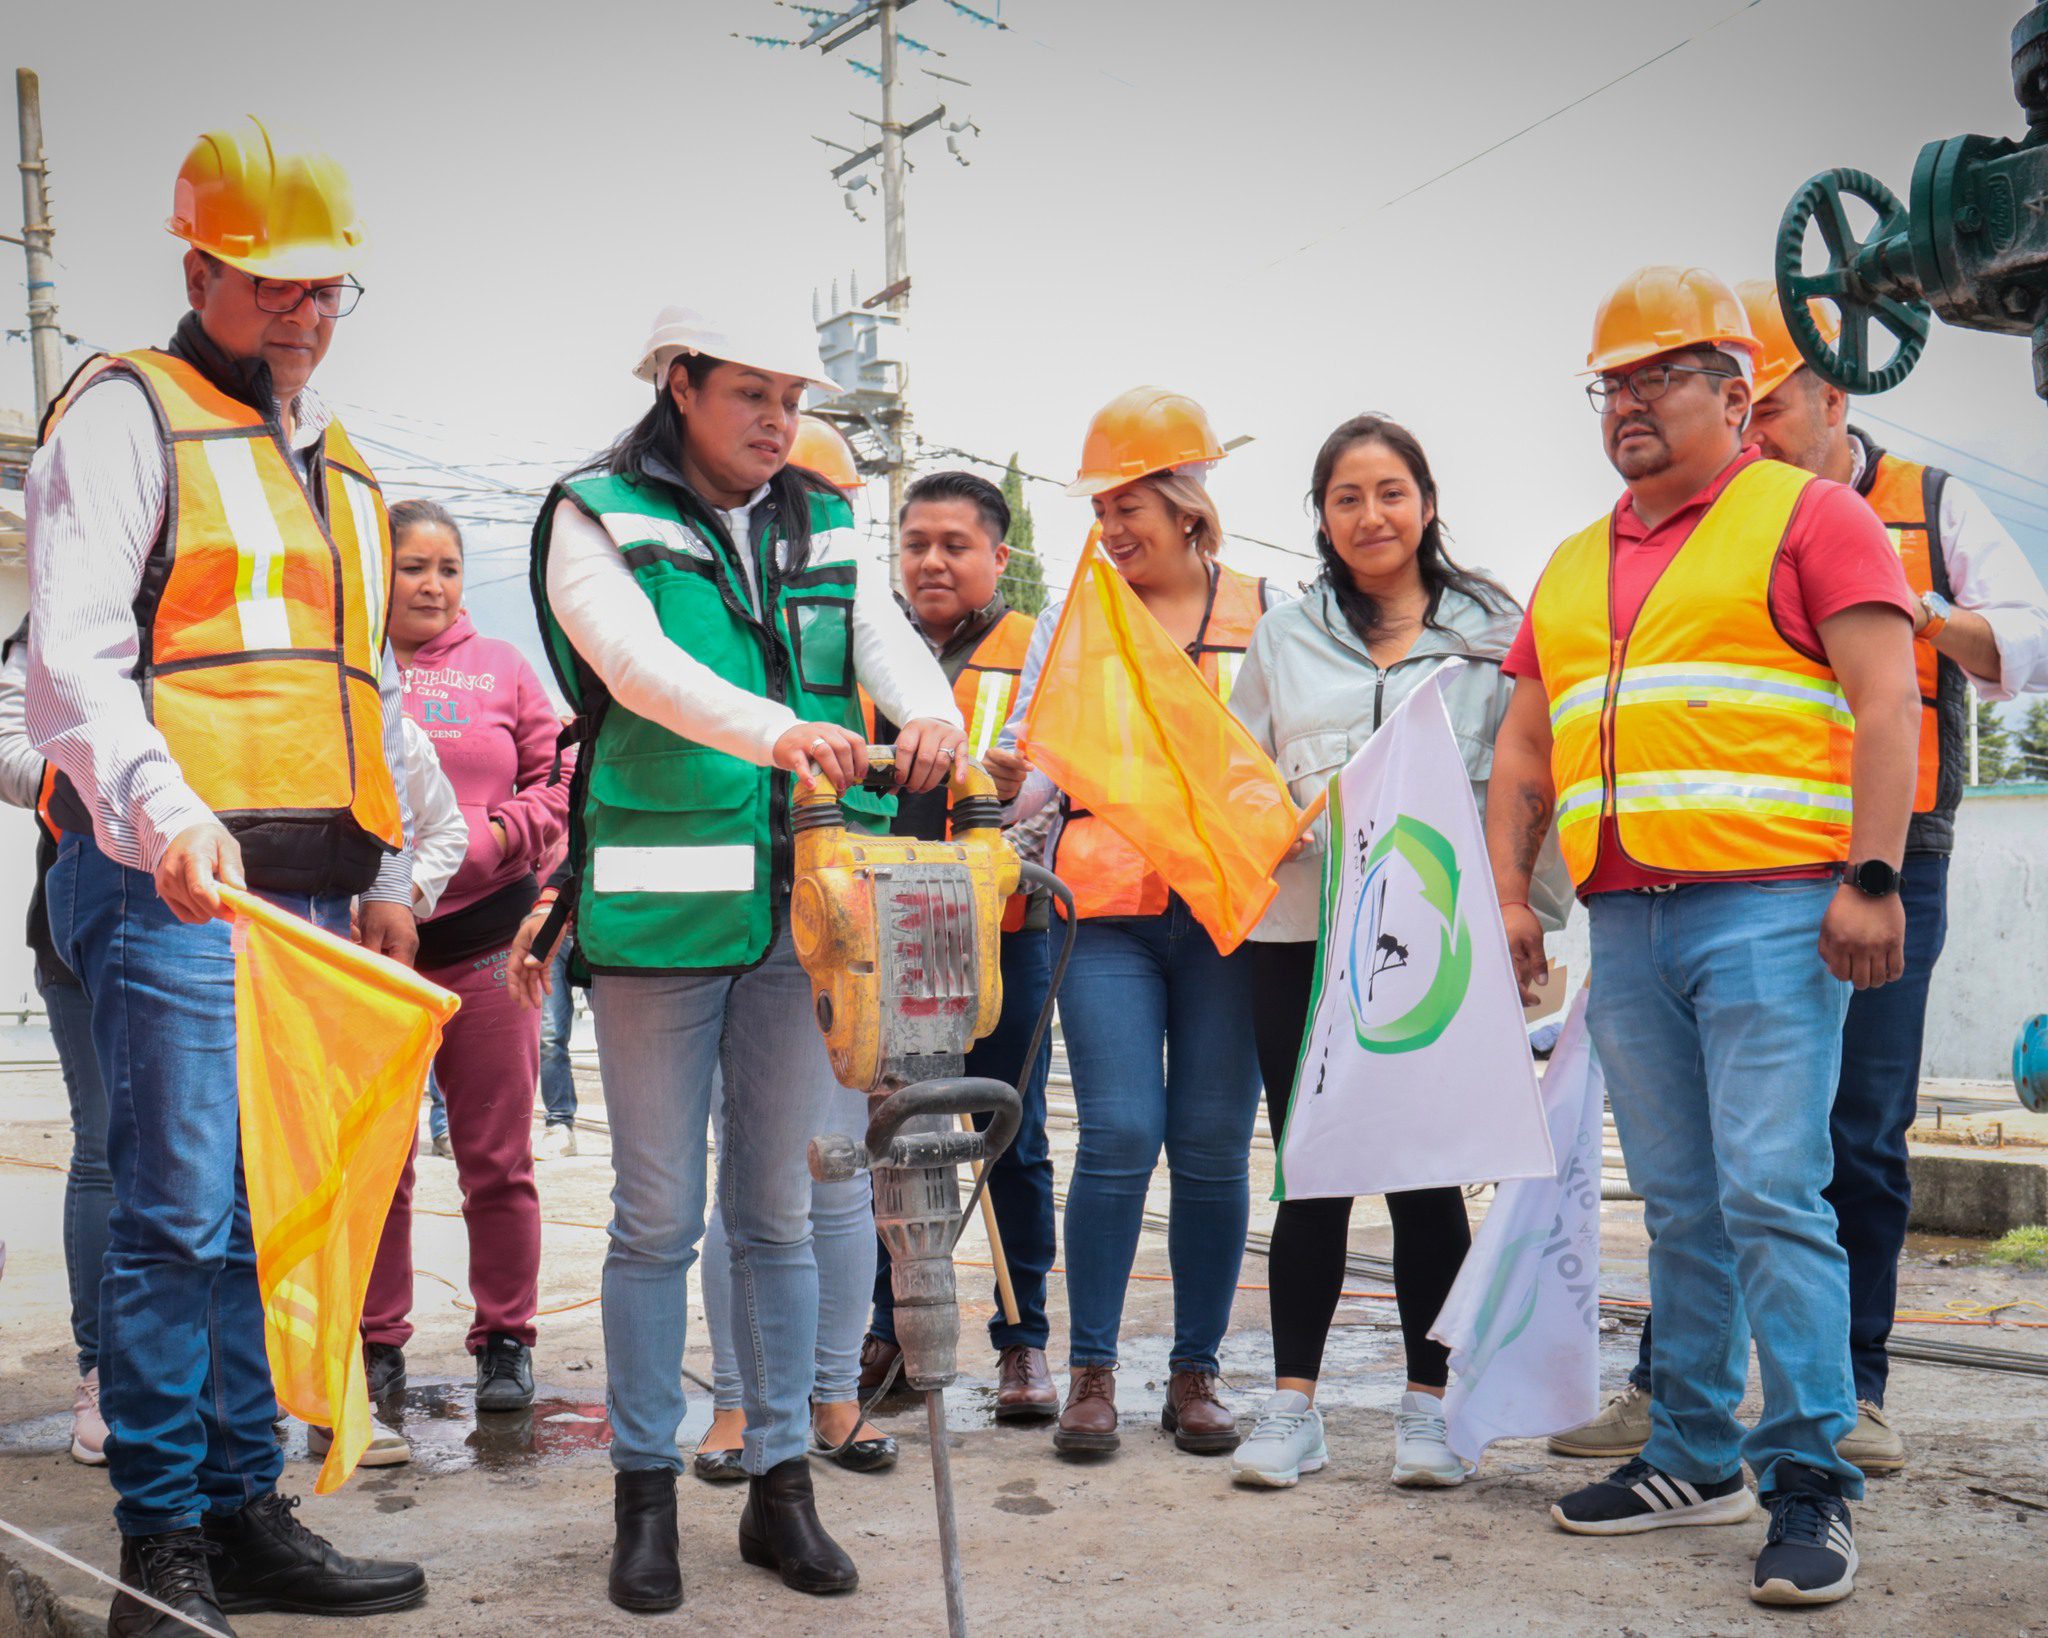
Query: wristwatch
[
  {"left": 1846, "top": 859, "right": 1901, "bottom": 898},
  {"left": 1918, "top": 590, "right": 1952, "bottom": 639}
]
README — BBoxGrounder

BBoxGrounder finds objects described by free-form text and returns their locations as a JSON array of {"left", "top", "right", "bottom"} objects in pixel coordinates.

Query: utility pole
[
  {"left": 878, "top": 0, "right": 911, "bottom": 581},
  {"left": 14, "top": 70, "right": 61, "bottom": 419}
]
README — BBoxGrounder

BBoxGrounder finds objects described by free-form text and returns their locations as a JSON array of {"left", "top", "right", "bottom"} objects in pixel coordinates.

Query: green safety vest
[{"left": 532, "top": 470, "right": 893, "bottom": 976}]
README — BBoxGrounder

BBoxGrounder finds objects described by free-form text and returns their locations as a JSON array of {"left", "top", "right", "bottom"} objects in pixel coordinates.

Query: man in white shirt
[{"left": 24, "top": 118, "right": 426, "bottom": 1634}]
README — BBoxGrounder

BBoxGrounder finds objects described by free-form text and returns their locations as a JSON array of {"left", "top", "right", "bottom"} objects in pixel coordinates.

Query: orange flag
[
  {"left": 1022, "top": 530, "right": 1302, "bottom": 954},
  {"left": 219, "top": 886, "right": 458, "bottom": 1493}
]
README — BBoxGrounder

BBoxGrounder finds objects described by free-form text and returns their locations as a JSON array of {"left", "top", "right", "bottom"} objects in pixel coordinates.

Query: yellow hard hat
[
  {"left": 791, "top": 415, "right": 863, "bottom": 489},
  {"left": 1585, "top": 266, "right": 1760, "bottom": 376},
  {"left": 1736, "top": 278, "right": 1843, "bottom": 402},
  {"left": 1067, "top": 386, "right": 1226, "bottom": 498},
  {"left": 167, "top": 115, "right": 366, "bottom": 279}
]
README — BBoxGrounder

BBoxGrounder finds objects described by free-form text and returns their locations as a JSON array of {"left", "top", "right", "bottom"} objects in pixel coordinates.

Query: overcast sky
[{"left": 9, "top": 0, "right": 2048, "bottom": 689}]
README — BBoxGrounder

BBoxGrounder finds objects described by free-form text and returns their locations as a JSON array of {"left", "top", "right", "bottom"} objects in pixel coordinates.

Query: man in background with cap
[
  {"left": 26, "top": 119, "right": 427, "bottom": 1634},
  {"left": 1486, "top": 266, "right": 1920, "bottom": 1606}
]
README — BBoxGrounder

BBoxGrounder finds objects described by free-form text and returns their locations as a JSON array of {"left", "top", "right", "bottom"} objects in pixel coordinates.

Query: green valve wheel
[{"left": 1776, "top": 168, "right": 1933, "bottom": 395}]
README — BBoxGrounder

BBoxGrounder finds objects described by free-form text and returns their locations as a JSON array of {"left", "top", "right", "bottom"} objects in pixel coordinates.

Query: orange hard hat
[
  {"left": 1736, "top": 278, "right": 1842, "bottom": 402},
  {"left": 1066, "top": 386, "right": 1226, "bottom": 498},
  {"left": 789, "top": 415, "right": 864, "bottom": 489},
  {"left": 167, "top": 115, "right": 366, "bottom": 279},
  {"left": 1585, "top": 266, "right": 1760, "bottom": 376}
]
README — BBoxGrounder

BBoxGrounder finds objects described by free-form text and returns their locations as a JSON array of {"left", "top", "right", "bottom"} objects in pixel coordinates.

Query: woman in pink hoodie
[{"left": 363, "top": 499, "right": 571, "bottom": 1419}]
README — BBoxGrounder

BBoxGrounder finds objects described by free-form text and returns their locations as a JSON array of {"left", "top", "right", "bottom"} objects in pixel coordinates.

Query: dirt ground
[{"left": 1, "top": 1035, "right": 2045, "bottom": 1637}]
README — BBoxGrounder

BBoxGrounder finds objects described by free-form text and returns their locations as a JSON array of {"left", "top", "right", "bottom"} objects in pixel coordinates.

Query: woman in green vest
[{"left": 518, "top": 304, "right": 965, "bottom": 1611}]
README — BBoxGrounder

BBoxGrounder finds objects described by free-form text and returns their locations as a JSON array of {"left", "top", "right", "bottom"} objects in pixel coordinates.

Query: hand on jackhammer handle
[
  {"left": 773, "top": 721, "right": 868, "bottom": 792},
  {"left": 982, "top": 746, "right": 1029, "bottom": 803},
  {"left": 1502, "top": 901, "right": 1549, "bottom": 1006},
  {"left": 508, "top": 903, "right": 561, "bottom": 1010}
]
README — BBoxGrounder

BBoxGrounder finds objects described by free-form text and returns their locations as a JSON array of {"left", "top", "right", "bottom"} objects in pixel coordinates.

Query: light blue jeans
[
  {"left": 589, "top": 932, "right": 842, "bottom": 1475},
  {"left": 1588, "top": 880, "right": 1862, "bottom": 1499},
  {"left": 700, "top": 1076, "right": 874, "bottom": 1409}
]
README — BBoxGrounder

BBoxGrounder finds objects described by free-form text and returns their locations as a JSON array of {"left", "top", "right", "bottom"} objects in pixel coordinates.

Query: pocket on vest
[{"left": 786, "top": 595, "right": 855, "bottom": 697}]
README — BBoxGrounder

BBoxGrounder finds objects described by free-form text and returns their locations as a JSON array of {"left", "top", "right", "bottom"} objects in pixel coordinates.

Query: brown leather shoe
[
  {"left": 1052, "top": 1365, "right": 1119, "bottom": 1457},
  {"left": 994, "top": 1346, "right": 1058, "bottom": 1423},
  {"left": 857, "top": 1335, "right": 902, "bottom": 1400},
  {"left": 1162, "top": 1369, "right": 1238, "bottom": 1454}
]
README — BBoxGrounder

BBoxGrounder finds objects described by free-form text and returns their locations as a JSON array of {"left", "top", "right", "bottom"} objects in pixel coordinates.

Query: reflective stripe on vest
[
  {"left": 1530, "top": 459, "right": 1852, "bottom": 885},
  {"left": 1863, "top": 452, "right": 1954, "bottom": 817},
  {"left": 1054, "top": 564, "right": 1268, "bottom": 920},
  {"left": 951, "top": 611, "right": 1036, "bottom": 929},
  {"left": 41, "top": 351, "right": 402, "bottom": 853}
]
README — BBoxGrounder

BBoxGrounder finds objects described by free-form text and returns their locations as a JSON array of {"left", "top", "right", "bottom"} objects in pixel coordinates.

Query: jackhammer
[{"left": 787, "top": 749, "right": 1073, "bottom": 1637}]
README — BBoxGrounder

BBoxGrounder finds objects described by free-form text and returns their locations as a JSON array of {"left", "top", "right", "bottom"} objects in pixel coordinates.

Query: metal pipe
[{"left": 926, "top": 1388, "right": 969, "bottom": 1637}]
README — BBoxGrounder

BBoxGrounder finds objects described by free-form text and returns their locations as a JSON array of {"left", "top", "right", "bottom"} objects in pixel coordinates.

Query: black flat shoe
[
  {"left": 474, "top": 1333, "right": 535, "bottom": 1413},
  {"left": 364, "top": 1341, "right": 407, "bottom": 1403},
  {"left": 738, "top": 1456, "right": 858, "bottom": 1595},
  {"left": 609, "top": 1469, "right": 683, "bottom": 1612},
  {"left": 812, "top": 1423, "right": 899, "bottom": 1473},
  {"left": 693, "top": 1442, "right": 747, "bottom": 1484}
]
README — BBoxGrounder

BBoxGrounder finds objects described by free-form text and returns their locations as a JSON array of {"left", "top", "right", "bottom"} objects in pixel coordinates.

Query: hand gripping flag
[
  {"left": 219, "top": 886, "right": 458, "bottom": 1493},
  {"left": 1020, "top": 529, "right": 1301, "bottom": 954},
  {"left": 1430, "top": 988, "right": 1605, "bottom": 1464},
  {"left": 1273, "top": 661, "right": 1553, "bottom": 1199}
]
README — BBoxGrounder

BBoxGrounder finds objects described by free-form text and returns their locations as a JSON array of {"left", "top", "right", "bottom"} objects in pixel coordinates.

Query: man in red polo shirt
[{"left": 1485, "top": 266, "right": 1920, "bottom": 1607}]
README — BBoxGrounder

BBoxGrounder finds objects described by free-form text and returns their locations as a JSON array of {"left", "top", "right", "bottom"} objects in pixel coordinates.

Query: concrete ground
[{"left": 2, "top": 1038, "right": 2046, "bottom": 1636}]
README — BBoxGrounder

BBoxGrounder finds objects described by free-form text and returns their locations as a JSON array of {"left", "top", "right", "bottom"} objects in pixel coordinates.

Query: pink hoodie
[{"left": 401, "top": 610, "right": 571, "bottom": 921}]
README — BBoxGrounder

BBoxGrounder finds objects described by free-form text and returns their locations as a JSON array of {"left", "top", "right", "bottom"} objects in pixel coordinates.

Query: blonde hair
[{"left": 1140, "top": 469, "right": 1224, "bottom": 559}]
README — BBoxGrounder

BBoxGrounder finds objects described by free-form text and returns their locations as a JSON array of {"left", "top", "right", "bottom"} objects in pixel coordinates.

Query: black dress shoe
[
  {"left": 364, "top": 1341, "right": 407, "bottom": 1402},
  {"left": 738, "top": 1455, "right": 859, "bottom": 1595},
  {"left": 109, "top": 1530, "right": 236, "bottom": 1637},
  {"left": 692, "top": 1442, "right": 747, "bottom": 1484},
  {"left": 609, "top": 1469, "right": 683, "bottom": 1612},
  {"left": 203, "top": 1492, "right": 426, "bottom": 1616},
  {"left": 474, "top": 1333, "right": 534, "bottom": 1413},
  {"left": 812, "top": 1421, "right": 899, "bottom": 1473}
]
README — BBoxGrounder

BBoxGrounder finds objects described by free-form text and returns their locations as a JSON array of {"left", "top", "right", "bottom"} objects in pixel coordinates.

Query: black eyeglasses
[
  {"left": 226, "top": 264, "right": 366, "bottom": 319},
  {"left": 1585, "top": 360, "right": 1735, "bottom": 412}
]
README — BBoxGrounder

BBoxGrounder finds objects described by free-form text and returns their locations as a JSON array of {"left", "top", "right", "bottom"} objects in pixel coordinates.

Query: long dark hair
[
  {"left": 574, "top": 352, "right": 843, "bottom": 570},
  {"left": 1307, "top": 414, "right": 1515, "bottom": 645}
]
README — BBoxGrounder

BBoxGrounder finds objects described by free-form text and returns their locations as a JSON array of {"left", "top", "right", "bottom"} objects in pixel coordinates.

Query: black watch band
[{"left": 1846, "top": 859, "right": 1901, "bottom": 898}]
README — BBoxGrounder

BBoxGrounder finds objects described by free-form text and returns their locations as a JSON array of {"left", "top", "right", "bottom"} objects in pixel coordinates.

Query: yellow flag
[
  {"left": 220, "top": 886, "right": 458, "bottom": 1493},
  {"left": 1022, "top": 531, "right": 1301, "bottom": 954}
]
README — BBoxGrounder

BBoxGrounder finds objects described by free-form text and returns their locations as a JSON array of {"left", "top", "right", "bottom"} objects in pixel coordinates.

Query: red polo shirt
[{"left": 1503, "top": 449, "right": 1915, "bottom": 893}]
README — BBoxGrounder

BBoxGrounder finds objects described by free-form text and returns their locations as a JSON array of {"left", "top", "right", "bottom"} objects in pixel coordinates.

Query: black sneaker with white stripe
[
  {"left": 1551, "top": 1456, "right": 1757, "bottom": 1535},
  {"left": 1752, "top": 1464, "right": 1857, "bottom": 1606}
]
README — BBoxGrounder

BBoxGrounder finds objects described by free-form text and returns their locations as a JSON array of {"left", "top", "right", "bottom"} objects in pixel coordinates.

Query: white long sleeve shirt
[
  {"left": 24, "top": 375, "right": 415, "bottom": 902},
  {"left": 0, "top": 638, "right": 43, "bottom": 812},
  {"left": 544, "top": 487, "right": 960, "bottom": 760},
  {"left": 1852, "top": 434, "right": 2048, "bottom": 701},
  {"left": 399, "top": 717, "right": 468, "bottom": 919}
]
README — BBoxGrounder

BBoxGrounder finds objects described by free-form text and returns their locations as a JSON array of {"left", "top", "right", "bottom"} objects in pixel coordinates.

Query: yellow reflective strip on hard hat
[
  {"left": 206, "top": 439, "right": 294, "bottom": 651},
  {"left": 968, "top": 670, "right": 1013, "bottom": 760},
  {"left": 1215, "top": 653, "right": 1242, "bottom": 705}
]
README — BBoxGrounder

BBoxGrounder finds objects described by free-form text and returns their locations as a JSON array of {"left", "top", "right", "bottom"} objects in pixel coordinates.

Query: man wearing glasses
[
  {"left": 1484, "top": 266, "right": 1919, "bottom": 1606},
  {"left": 25, "top": 117, "right": 425, "bottom": 1633}
]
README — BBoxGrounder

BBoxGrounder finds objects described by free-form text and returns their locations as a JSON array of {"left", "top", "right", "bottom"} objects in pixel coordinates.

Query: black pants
[{"left": 1250, "top": 940, "right": 1471, "bottom": 1387}]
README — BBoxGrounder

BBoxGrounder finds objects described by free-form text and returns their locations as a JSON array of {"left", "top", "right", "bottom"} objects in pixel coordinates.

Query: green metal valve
[{"left": 1775, "top": 2, "right": 2048, "bottom": 401}]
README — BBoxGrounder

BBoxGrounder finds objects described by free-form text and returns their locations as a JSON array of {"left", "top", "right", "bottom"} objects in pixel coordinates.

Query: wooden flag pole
[{"left": 961, "top": 1112, "right": 1021, "bottom": 1326}]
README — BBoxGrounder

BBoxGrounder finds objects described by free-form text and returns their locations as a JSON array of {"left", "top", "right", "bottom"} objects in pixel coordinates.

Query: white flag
[
  {"left": 1430, "top": 988, "right": 1605, "bottom": 1465},
  {"left": 1274, "top": 661, "right": 1554, "bottom": 1200}
]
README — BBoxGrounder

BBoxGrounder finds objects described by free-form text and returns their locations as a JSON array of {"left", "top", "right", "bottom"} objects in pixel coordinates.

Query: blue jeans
[
  {"left": 1056, "top": 899, "right": 1260, "bottom": 1373},
  {"left": 426, "top": 1069, "right": 447, "bottom": 1143},
  {"left": 1628, "top": 856, "right": 1950, "bottom": 1409},
  {"left": 43, "top": 973, "right": 112, "bottom": 1378},
  {"left": 539, "top": 936, "right": 577, "bottom": 1127},
  {"left": 701, "top": 1075, "right": 873, "bottom": 1408},
  {"left": 871, "top": 926, "right": 1057, "bottom": 1353},
  {"left": 1589, "top": 880, "right": 1860, "bottom": 1499},
  {"left": 48, "top": 833, "right": 350, "bottom": 1534},
  {"left": 589, "top": 932, "right": 844, "bottom": 1475}
]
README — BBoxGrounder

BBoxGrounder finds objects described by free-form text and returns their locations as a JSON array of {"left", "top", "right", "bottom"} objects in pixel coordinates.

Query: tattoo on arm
[{"left": 1511, "top": 786, "right": 1552, "bottom": 875}]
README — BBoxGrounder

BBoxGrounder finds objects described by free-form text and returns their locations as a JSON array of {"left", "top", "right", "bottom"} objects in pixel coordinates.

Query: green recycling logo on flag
[{"left": 1275, "top": 661, "right": 1554, "bottom": 1202}]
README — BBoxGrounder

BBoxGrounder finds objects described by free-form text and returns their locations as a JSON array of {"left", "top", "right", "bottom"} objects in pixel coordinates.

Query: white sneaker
[
  {"left": 70, "top": 1369, "right": 108, "bottom": 1465},
  {"left": 537, "top": 1123, "right": 578, "bottom": 1160},
  {"left": 307, "top": 1422, "right": 411, "bottom": 1467},
  {"left": 1230, "top": 1390, "right": 1327, "bottom": 1488},
  {"left": 1392, "top": 1390, "right": 1470, "bottom": 1487}
]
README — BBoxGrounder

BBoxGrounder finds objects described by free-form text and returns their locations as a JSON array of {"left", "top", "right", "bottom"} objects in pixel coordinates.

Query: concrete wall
[{"left": 1541, "top": 785, "right": 2048, "bottom": 1083}]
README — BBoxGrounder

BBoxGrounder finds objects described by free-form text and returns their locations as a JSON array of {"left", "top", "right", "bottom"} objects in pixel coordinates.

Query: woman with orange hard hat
[{"left": 997, "top": 387, "right": 1284, "bottom": 1461}]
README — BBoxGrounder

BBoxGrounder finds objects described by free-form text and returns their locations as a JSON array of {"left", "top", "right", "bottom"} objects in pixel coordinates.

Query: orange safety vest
[
  {"left": 1858, "top": 443, "right": 1963, "bottom": 839},
  {"left": 1052, "top": 563, "right": 1269, "bottom": 920},
  {"left": 1529, "top": 459, "right": 1853, "bottom": 886},
  {"left": 41, "top": 349, "right": 403, "bottom": 890}
]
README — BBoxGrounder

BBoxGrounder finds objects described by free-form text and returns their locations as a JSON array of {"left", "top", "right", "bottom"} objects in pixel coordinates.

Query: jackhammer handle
[
  {"left": 796, "top": 748, "right": 1002, "bottom": 807},
  {"left": 866, "top": 1076, "right": 1023, "bottom": 1168}
]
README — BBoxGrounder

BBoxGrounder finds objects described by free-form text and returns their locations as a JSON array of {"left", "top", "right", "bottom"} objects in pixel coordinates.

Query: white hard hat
[{"left": 631, "top": 303, "right": 842, "bottom": 398}]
